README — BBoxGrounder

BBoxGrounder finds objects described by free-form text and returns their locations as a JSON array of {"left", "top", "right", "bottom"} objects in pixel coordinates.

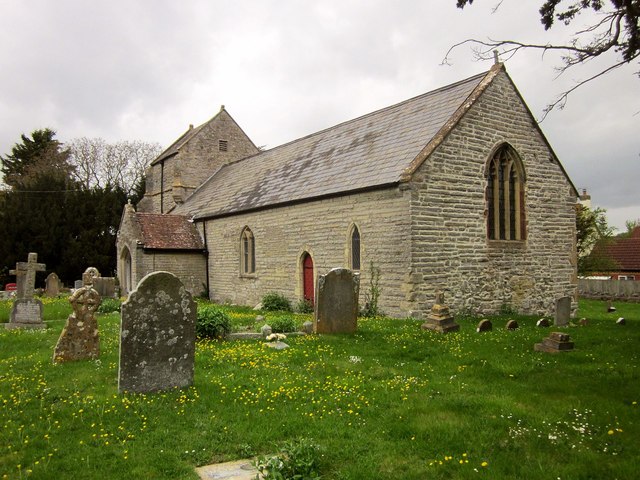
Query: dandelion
[{"left": 481, "top": 461, "right": 488, "bottom": 467}]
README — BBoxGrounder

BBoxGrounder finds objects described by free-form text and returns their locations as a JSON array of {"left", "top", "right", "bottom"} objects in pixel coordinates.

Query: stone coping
[{"left": 195, "top": 458, "right": 258, "bottom": 479}]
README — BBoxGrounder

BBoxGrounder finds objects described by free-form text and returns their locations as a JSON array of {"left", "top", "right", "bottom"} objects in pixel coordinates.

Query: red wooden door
[{"left": 303, "top": 254, "right": 314, "bottom": 305}]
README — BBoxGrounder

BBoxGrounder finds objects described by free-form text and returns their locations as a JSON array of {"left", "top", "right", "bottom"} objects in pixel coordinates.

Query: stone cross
[{"left": 10, "top": 253, "right": 46, "bottom": 300}]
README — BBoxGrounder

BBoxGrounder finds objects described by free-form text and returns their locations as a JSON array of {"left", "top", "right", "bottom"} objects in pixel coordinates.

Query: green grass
[{"left": 1, "top": 298, "right": 639, "bottom": 479}]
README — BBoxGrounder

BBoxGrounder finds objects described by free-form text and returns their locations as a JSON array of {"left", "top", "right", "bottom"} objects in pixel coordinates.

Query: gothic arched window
[
  {"left": 486, "top": 145, "right": 526, "bottom": 241},
  {"left": 241, "top": 227, "right": 255, "bottom": 274},
  {"left": 350, "top": 225, "right": 361, "bottom": 270}
]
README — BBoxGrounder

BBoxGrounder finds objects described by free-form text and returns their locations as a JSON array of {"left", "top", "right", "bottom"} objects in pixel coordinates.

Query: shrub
[
  {"left": 262, "top": 292, "right": 292, "bottom": 312},
  {"left": 269, "top": 316, "right": 297, "bottom": 333},
  {"left": 296, "top": 299, "right": 314, "bottom": 314},
  {"left": 360, "top": 262, "right": 382, "bottom": 317},
  {"left": 254, "top": 438, "right": 322, "bottom": 479},
  {"left": 97, "top": 297, "right": 121, "bottom": 314},
  {"left": 196, "top": 305, "right": 231, "bottom": 339}
]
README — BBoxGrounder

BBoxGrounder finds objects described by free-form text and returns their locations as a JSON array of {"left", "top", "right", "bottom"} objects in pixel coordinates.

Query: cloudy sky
[{"left": 0, "top": 0, "right": 637, "bottom": 230}]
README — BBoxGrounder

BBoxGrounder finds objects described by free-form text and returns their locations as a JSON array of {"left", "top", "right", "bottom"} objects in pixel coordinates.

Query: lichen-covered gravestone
[
  {"left": 554, "top": 296, "right": 571, "bottom": 326},
  {"left": 118, "top": 271, "right": 196, "bottom": 393},
  {"left": 53, "top": 284, "right": 101, "bottom": 363},
  {"left": 6, "top": 253, "right": 46, "bottom": 330},
  {"left": 45, "top": 272, "right": 62, "bottom": 297},
  {"left": 314, "top": 268, "right": 359, "bottom": 334}
]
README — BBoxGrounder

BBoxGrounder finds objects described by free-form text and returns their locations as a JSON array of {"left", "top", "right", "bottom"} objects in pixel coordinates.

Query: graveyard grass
[{"left": 1, "top": 299, "right": 639, "bottom": 479}]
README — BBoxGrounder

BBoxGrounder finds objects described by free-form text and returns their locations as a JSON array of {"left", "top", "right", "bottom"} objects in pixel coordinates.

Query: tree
[
  {"left": 0, "top": 128, "right": 75, "bottom": 189},
  {"left": 448, "top": 1, "right": 640, "bottom": 117},
  {"left": 67, "top": 137, "right": 161, "bottom": 199},
  {"left": 576, "top": 203, "right": 617, "bottom": 274},
  {"left": 0, "top": 130, "right": 132, "bottom": 285}
]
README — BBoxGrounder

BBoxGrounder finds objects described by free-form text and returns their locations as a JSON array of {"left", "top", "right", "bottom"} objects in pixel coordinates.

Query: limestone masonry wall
[
  {"left": 142, "top": 110, "right": 258, "bottom": 214},
  {"left": 200, "top": 188, "right": 414, "bottom": 317},
  {"left": 409, "top": 70, "right": 577, "bottom": 316}
]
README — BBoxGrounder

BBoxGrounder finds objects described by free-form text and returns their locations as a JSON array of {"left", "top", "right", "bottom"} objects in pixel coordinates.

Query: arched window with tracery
[
  {"left": 486, "top": 145, "right": 526, "bottom": 241},
  {"left": 350, "top": 225, "right": 361, "bottom": 270},
  {"left": 241, "top": 227, "right": 255, "bottom": 274}
]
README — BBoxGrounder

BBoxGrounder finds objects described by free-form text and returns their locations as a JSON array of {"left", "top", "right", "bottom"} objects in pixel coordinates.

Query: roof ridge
[{"left": 254, "top": 69, "right": 490, "bottom": 158}]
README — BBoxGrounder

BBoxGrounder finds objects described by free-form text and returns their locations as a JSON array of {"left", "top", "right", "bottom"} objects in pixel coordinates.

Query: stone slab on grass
[{"left": 195, "top": 458, "right": 257, "bottom": 480}]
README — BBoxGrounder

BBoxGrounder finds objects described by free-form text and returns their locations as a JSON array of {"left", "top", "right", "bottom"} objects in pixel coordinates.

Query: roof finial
[
  {"left": 493, "top": 50, "right": 500, "bottom": 64},
  {"left": 220, "top": 104, "right": 226, "bottom": 111},
  {"left": 189, "top": 124, "right": 194, "bottom": 130}
]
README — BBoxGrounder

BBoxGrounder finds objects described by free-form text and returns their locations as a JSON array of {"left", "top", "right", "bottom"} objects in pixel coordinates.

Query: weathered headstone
[
  {"left": 74, "top": 279, "right": 83, "bottom": 289},
  {"left": 534, "top": 331, "right": 574, "bottom": 353},
  {"left": 554, "top": 296, "right": 571, "bottom": 326},
  {"left": 506, "top": 319, "right": 519, "bottom": 330},
  {"left": 421, "top": 291, "right": 460, "bottom": 333},
  {"left": 45, "top": 272, "right": 62, "bottom": 297},
  {"left": 93, "top": 277, "right": 116, "bottom": 298},
  {"left": 53, "top": 285, "right": 101, "bottom": 363},
  {"left": 6, "top": 253, "right": 46, "bottom": 330},
  {"left": 83, "top": 267, "right": 101, "bottom": 286},
  {"left": 118, "top": 271, "right": 196, "bottom": 393},
  {"left": 536, "top": 318, "right": 550, "bottom": 328},
  {"left": 301, "top": 321, "right": 313, "bottom": 334},
  {"left": 477, "top": 319, "right": 492, "bottom": 332},
  {"left": 314, "top": 268, "right": 359, "bottom": 334},
  {"left": 260, "top": 324, "right": 272, "bottom": 337}
]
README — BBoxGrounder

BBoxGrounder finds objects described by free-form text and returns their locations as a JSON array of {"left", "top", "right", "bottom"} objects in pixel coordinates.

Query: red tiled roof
[
  {"left": 136, "top": 213, "right": 204, "bottom": 250},
  {"left": 602, "top": 227, "right": 640, "bottom": 272}
]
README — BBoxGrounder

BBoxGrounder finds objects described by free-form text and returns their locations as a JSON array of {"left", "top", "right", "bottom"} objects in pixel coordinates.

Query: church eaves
[{"left": 174, "top": 67, "right": 498, "bottom": 221}]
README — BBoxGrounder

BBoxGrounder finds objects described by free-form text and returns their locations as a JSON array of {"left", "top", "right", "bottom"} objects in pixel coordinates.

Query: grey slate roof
[{"left": 176, "top": 68, "right": 493, "bottom": 220}]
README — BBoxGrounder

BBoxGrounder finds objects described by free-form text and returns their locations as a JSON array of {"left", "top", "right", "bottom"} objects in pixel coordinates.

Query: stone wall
[
  {"left": 141, "top": 109, "right": 259, "bottom": 214},
  {"left": 116, "top": 206, "right": 207, "bottom": 296},
  {"left": 136, "top": 251, "right": 207, "bottom": 297},
  {"left": 409, "top": 69, "right": 577, "bottom": 316},
  {"left": 578, "top": 279, "right": 640, "bottom": 301},
  {"left": 199, "top": 187, "right": 414, "bottom": 317}
]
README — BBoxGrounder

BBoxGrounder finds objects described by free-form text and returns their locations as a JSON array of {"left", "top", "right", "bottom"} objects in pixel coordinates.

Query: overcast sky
[{"left": 0, "top": 1, "right": 637, "bottom": 230}]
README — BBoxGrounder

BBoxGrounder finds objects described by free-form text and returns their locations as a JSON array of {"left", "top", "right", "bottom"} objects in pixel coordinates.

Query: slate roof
[
  {"left": 176, "top": 66, "right": 501, "bottom": 220},
  {"left": 602, "top": 227, "right": 640, "bottom": 272},
  {"left": 151, "top": 124, "right": 204, "bottom": 165},
  {"left": 136, "top": 213, "right": 204, "bottom": 250}
]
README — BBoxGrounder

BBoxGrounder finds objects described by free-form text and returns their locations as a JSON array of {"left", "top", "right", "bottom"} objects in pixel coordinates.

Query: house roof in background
[
  {"left": 605, "top": 227, "right": 640, "bottom": 272},
  {"left": 135, "top": 213, "right": 204, "bottom": 250},
  {"left": 176, "top": 66, "right": 502, "bottom": 220}
]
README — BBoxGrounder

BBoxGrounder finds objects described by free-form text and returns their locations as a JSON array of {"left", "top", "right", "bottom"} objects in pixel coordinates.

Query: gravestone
[
  {"left": 554, "top": 296, "right": 571, "bottom": 326},
  {"left": 477, "top": 319, "right": 492, "bottom": 332},
  {"left": 421, "top": 291, "right": 460, "bottom": 333},
  {"left": 534, "top": 331, "right": 574, "bottom": 353},
  {"left": 93, "top": 277, "right": 116, "bottom": 298},
  {"left": 45, "top": 272, "right": 62, "bottom": 297},
  {"left": 506, "top": 319, "right": 519, "bottom": 330},
  {"left": 74, "top": 279, "right": 83, "bottom": 289},
  {"left": 301, "top": 321, "right": 313, "bottom": 334},
  {"left": 6, "top": 253, "right": 46, "bottom": 330},
  {"left": 83, "top": 267, "right": 101, "bottom": 286},
  {"left": 118, "top": 271, "right": 196, "bottom": 393},
  {"left": 53, "top": 284, "right": 101, "bottom": 363},
  {"left": 314, "top": 268, "right": 359, "bottom": 334},
  {"left": 536, "top": 318, "right": 550, "bottom": 328}
]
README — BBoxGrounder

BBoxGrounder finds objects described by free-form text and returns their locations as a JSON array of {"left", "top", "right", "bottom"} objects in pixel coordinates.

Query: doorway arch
[
  {"left": 121, "top": 246, "right": 132, "bottom": 294},
  {"left": 301, "top": 252, "right": 314, "bottom": 305}
]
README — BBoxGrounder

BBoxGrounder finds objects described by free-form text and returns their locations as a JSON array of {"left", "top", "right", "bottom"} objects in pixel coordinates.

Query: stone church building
[{"left": 117, "top": 63, "right": 578, "bottom": 318}]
